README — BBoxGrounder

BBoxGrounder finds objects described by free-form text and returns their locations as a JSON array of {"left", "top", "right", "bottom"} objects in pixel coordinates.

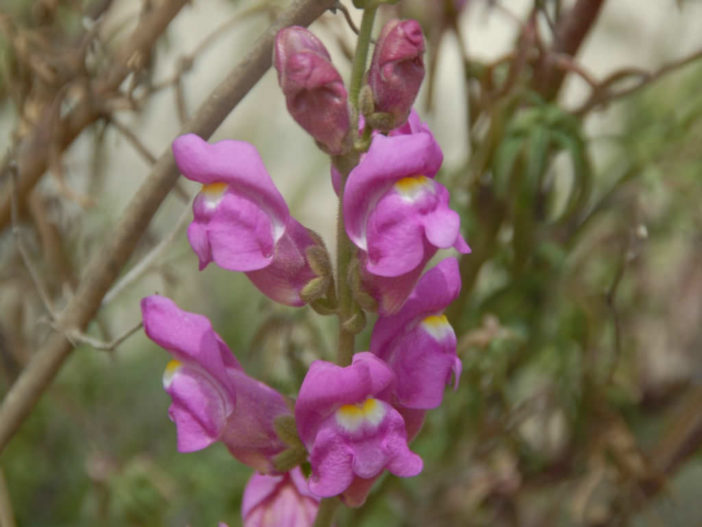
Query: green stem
[
  {"left": 335, "top": 8, "right": 376, "bottom": 364},
  {"left": 319, "top": 8, "right": 378, "bottom": 527},
  {"left": 313, "top": 497, "right": 341, "bottom": 527},
  {"left": 348, "top": 6, "right": 377, "bottom": 111},
  {"left": 334, "top": 153, "right": 359, "bottom": 366}
]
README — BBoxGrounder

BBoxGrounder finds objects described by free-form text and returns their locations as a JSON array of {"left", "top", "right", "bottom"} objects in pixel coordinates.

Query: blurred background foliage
[{"left": 0, "top": 0, "right": 700, "bottom": 526}]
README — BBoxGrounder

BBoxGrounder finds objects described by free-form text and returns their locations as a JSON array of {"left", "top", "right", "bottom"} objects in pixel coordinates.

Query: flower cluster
[{"left": 141, "top": 18, "right": 469, "bottom": 527}]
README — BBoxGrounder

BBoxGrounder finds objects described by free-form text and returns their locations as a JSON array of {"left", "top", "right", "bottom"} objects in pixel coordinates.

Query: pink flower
[
  {"left": 275, "top": 26, "right": 350, "bottom": 155},
  {"left": 141, "top": 295, "right": 291, "bottom": 473},
  {"left": 172, "top": 134, "right": 322, "bottom": 306},
  {"left": 368, "top": 19, "right": 425, "bottom": 128},
  {"left": 342, "top": 123, "right": 469, "bottom": 313},
  {"left": 242, "top": 467, "right": 319, "bottom": 527},
  {"left": 370, "top": 258, "right": 462, "bottom": 409},
  {"left": 295, "top": 353, "right": 422, "bottom": 499}
]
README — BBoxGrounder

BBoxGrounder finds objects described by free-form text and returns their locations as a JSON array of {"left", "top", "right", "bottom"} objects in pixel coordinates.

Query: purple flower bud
[
  {"left": 274, "top": 26, "right": 350, "bottom": 155},
  {"left": 242, "top": 468, "right": 319, "bottom": 527},
  {"left": 368, "top": 19, "right": 425, "bottom": 127},
  {"left": 141, "top": 296, "right": 292, "bottom": 473}
]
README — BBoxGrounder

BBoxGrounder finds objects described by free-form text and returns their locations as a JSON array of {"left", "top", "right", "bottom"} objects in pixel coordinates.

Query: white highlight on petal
[
  {"left": 162, "top": 359, "right": 182, "bottom": 388},
  {"left": 335, "top": 398, "right": 386, "bottom": 432},
  {"left": 421, "top": 314, "right": 454, "bottom": 341},
  {"left": 200, "top": 182, "right": 228, "bottom": 210},
  {"left": 393, "top": 175, "right": 435, "bottom": 202}
]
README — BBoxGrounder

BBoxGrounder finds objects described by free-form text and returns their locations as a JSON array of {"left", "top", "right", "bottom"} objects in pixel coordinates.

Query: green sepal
[
  {"left": 310, "top": 298, "right": 338, "bottom": 316},
  {"left": 300, "top": 277, "right": 327, "bottom": 303},
  {"left": 359, "top": 84, "right": 375, "bottom": 117},
  {"left": 305, "top": 242, "right": 332, "bottom": 278},
  {"left": 273, "top": 414, "right": 303, "bottom": 448},
  {"left": 342, "top": 309, "right": 366, "bottom": 334},
  {"left": 272, "top": 446, "right": 308, "bottom": 473},
  {"left": 348, "top": 259, "right": 378, "bottom": 312},
  {"left": 366, "top": 112, "right": 395, "bottom": 132},
  {"left": 353, "top": 289, "right": 377, "bottom": 313}
]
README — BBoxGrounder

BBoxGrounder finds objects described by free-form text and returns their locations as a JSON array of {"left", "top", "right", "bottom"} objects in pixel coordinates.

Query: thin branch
[
  {"left": 102, "top": 201, "right": 193, "bottom": 306},
  {"left": 605, "top": 224, "right": 646, "bottom": 385},
  {"left": 59, "top": 320, "right": 144, "bottom": 352},
  {"left": 332, "top": 1, "right": 360, "bottom": 35},
  {"left": 9, "top": 162, "right": 57, "bottom": 319},
  {"left": 553, "top": 52, "right": 599, "bottom": 89},
  {"left": 108, "top": 116, "right": 157, "bottom": 164},
  {"left": 576, "top": 48, "right": 702, "bottom": 115},
  {"left": 0, "top": 0, "right": 190, "bottom": 230},
  {"left": 150, "top": 5, "right": 269, "bottom": 92},
  {"left": 532, "top": 0, "right": 607, "bottom": 100},
  {"left": 0, "top": 0, "right": 338, "bottom": 455}
]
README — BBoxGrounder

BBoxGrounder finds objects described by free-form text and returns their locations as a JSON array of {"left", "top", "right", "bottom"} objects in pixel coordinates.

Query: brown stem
[
  {"left": 0, "top": 0, "right": 189, "bottom": 230},
  {"left": 0, "top": 0, "right": 337, "bottom": 455},
  {"left": 576, "top": 47, "right": 702, "bottom": 115},
  {"left": 532, "top": 0, "right": 606, "bottom": 100}
]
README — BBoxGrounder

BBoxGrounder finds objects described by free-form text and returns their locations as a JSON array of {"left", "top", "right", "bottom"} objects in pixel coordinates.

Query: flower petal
[
  {"left": 370, "top": 258, "right": 461, "bottom": 358},
  {"left": 141, "top": 295, "right": 241, "bottom": 390},
  {"left": 173, "top": 134, "right": 289, "bottom": 225},
  {"left": 343, "top": 132, "right": 443, "bottom": 248},
  {"left": 295, "top": 353, "right": 395, "bottom": 447},
  {"left": 245, "top": 218, "right": 318, "bottom": 306},
  {"left": 204, "top": 192, "right": 276, "bottom": 271}
]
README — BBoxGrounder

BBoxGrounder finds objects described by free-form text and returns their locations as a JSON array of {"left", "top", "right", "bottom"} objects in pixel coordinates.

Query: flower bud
[
  {"left": 368, "top": 19, "right": 425, "bottom": 129},
  {"left": 242, "top": 468, "right": 319, "bottom": 527},
  {"left": 274, "top": 26, "right": 350, "bottom": 155}
]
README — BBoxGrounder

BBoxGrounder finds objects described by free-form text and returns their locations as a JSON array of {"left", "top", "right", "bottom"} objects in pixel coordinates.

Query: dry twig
[
  {"left": 0, "top": 0, "right": 338, "bottom": 455},
  {"left": 9, "top": 162, "right": 56, "bottom": 319}
]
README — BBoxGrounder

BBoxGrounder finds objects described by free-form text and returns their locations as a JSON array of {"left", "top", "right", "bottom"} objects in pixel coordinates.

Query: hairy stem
[
  {"left": 333, "top": 5, "right": 377, "bottom": 365},
  {"left": 348, "top": 6, "right": 377, "bottom": 110},
  {"left": 336, "top": 195, "right": 356, "bottom": 366}
]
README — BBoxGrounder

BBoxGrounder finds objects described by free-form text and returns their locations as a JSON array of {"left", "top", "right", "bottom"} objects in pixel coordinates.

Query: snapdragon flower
[
  {"left": 295, "top": 353, "right": 422, "bottom": 499},
  {"left": 141, "top": 295, "right": 291, "bottom": 473},
  {"left": 172, "top": 134, "right": 324, "bottom": 306},
  {"left": 343, "top": 124, "right": 469, "bottom": 313},
  {"left": 370, "top": 257, "right": 462, "bottom": 409},
  {"left": 242, "top": 467, "right": 319, "bottom": 527}
]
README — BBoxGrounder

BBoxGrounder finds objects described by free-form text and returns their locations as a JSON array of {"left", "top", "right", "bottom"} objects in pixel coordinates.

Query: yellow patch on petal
[
  {"left": 201, "top": 182, "right": 227, "bottom": 195},
  {"left": 335, "top": 398, "right": 386, "bottom": 431},
  {"left": 200, "top": 182, "right": 228, "bottom": 210},
  {"left": 421, "top": 314, "right": 453, "bottom": 340},
  {"left": 394, "top": 175, "right": 434, "bottom": 201},
  {"left": 162, "top": 359, "right": 182, "bottom": 387}
]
